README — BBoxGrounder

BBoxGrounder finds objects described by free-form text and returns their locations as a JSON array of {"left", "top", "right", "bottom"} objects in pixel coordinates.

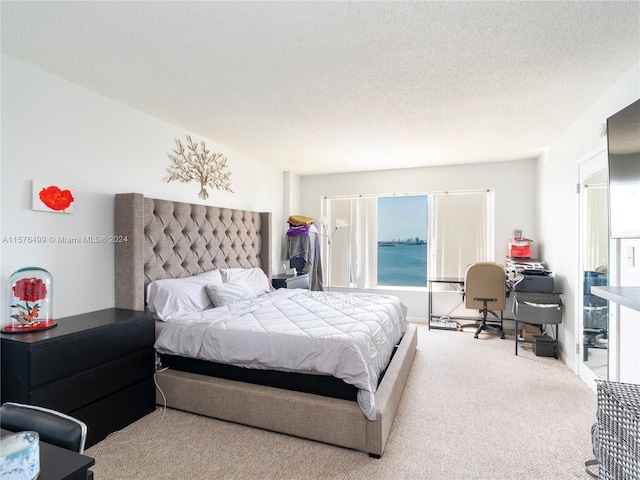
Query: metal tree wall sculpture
[{"left": 166, "top": 135, "right": 233, "bottom": 199}]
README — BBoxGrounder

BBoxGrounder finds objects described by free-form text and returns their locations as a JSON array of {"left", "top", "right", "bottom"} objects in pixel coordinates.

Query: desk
[
  {"left": 428, "top": 277, "right": 511, "bottom": 331},
  {"left": 428, "top": 277, "right": 483, "bottom": 330},
  {"left": 1, "top": 429, "right": 95, "bottom": 480}
]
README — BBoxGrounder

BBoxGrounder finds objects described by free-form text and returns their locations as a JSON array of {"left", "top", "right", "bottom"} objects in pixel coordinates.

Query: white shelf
[{"left": 591, "top": 286, "right": 640, "bottom": 312}]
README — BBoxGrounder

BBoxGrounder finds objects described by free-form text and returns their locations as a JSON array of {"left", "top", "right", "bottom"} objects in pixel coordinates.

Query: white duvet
[{"left": 154, "top": 288, "right": 409, "bottom": 420}]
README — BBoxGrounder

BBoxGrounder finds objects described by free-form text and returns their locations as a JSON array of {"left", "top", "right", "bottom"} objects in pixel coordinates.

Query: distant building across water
[{"left": 377, "top": 238, "right": 426, "bottom": 246}]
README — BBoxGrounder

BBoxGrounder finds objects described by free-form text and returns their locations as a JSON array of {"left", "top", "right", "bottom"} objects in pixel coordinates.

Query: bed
[{"left": 113, "top": 193, "right": 417, "bottom": 457}]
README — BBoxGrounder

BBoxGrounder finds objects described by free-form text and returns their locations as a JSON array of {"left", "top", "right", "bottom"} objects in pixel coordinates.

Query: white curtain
[
  {"left": 431, "top": 191, "right": 493, "bottom": 279},
  {"left": 321, "top": 196, "right": 377, "bottom": 288},
  {"left": 585, "top": 185, "right": 608, "bottom": 271}
]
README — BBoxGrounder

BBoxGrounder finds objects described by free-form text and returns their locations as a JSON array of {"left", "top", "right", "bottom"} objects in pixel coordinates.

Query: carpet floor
[{"left": 86, "top": 324, "right": 597, "bottom": 479}]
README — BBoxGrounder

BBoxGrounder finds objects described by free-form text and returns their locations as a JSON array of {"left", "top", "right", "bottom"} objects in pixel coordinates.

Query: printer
[{"left": 513, "top": 270, "right": 554, "bottom": 293}]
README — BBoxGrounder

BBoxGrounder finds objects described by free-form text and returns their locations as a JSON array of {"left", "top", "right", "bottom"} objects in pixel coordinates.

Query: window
[
  {"left": 321, "top": 190, "right": 493, "bottom": 289},
  {"left": 378, "top": 196, "right": 428, "bottom": 287}
]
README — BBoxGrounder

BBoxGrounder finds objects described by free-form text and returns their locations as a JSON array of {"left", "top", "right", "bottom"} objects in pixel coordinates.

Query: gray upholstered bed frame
[{"left": 114, "top": 193, "right": 417, "bottom": 457}]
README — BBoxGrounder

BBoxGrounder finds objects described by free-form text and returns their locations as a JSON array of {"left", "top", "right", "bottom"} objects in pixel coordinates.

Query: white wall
[
  {"left": 299, "top": 158, "right": 538, "bottom": 322},
  {"left": 1, "top": 55, "right": 285, "bottom": 321},
  {"left": 539, "top": 63, "right": 640, "bottom": 378}
]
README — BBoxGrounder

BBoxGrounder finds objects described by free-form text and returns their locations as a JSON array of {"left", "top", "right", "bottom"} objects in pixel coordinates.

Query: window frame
[{"left": 321, "top": 189, "right": 494, "bottom": 289}]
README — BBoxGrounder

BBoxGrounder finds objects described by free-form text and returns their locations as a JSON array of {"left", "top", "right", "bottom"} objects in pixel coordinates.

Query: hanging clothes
[{"left": 287, "top": 223, "right": 323, "bottom": 291}]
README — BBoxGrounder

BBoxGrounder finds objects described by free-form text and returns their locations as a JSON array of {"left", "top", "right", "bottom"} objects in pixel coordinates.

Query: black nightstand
[
  {"left": 271, "top": 273, "right": 310, "bottom": 290},
  {"left": 1, "top": 308, "right": 156, "bottom": 447}
]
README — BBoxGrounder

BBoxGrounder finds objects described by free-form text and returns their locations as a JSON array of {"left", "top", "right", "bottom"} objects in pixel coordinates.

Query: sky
[{"left": 377, "top": 195, "right": 427, "bottom": 242}]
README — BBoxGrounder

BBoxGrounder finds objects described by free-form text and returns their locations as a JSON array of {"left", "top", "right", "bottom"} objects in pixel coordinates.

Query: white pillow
[
  {"left": 146, "top": 269, "right": 223, "bottom": 321},
  {"left": 206, "top": 281, "right": 257, "bottom": 307},
  {"left": 220, "top": 268, "right": 273, "bottom": 296}
]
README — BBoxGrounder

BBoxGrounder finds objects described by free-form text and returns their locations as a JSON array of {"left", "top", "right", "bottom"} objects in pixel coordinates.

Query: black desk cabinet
[{"left": 1, "top": 308, "right": 155, "bottom": 448}]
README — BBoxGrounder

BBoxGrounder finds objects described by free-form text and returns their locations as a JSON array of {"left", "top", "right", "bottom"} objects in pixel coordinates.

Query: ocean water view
[{"left": 378, "top": 243, "right": 427, "bottom": 287}]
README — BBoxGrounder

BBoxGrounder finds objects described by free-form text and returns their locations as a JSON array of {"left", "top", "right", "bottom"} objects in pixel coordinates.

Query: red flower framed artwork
[{"left": 32, "top": 180, "right": 75, "bottom": 213}]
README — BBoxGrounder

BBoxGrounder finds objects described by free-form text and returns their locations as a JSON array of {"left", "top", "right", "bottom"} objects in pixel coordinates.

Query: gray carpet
[{"left": 86, "top": 324, "right": 597, "bottom": 479}]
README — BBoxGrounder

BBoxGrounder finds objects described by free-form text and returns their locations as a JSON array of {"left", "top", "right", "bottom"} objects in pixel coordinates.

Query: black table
[{"left": 1, "top": 429, "right": 95, "bottom": 480}]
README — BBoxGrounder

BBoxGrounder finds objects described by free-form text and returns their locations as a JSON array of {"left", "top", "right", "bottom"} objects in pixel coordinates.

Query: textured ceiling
[{"left": 1, "top": 1, "right": 639, "bottom": 175}]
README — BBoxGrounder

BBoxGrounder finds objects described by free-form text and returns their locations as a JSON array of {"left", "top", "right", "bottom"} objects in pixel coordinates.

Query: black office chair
[
  {"left": 460, "top": 262, "right": 507, "bottom": 339},
  {"left": 0, "top": 402, "right": 88, "bottom": 454}
]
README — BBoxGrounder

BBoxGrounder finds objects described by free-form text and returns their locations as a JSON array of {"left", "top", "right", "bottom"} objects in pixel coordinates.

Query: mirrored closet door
[{"left": 579, "top": 149, "right": 609, "bottom": 381}]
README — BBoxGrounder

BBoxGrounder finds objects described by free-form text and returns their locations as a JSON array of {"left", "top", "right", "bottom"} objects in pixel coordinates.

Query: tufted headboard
[{"left": 114, "top": 193, "right": 272, "bottom": 311}]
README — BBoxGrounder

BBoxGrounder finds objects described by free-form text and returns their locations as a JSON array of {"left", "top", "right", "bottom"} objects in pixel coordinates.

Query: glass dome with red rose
[{"left": 5, "top": 267, "right": 54, "bottom": 332}]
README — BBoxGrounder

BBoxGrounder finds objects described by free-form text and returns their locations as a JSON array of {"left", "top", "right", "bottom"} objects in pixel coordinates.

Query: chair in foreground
[
  {"left": 460, "top": 262, "right": 507, "bottom": 339},
  {"left": 0, "top": 402, "right": 88, "bottom": 454}
]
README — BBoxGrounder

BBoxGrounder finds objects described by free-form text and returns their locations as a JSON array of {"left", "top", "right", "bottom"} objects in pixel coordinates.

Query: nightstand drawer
[
  {"left": 29, "top": 317, "right": 154, "bottom": 387},
  {"left": 30, "top": 349, "right": 154, "bottom": 412},
  {"left": 73, "top": 377, "right": 155, "bottom": 447}
]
